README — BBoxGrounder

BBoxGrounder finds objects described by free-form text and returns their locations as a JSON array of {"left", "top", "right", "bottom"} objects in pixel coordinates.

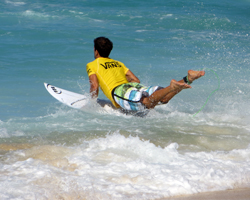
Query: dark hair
[{"left": 94, "top": 37, "right": 113, "bottom": 57}]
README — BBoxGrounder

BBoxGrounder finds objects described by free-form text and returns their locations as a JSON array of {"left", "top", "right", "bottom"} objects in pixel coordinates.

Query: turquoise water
[{"left": 1, "top": 0, "right": 250, "bottom": 199}]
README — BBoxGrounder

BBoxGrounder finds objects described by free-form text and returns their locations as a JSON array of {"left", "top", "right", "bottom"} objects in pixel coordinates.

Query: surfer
[{"left": 86, "top": 37, "right": 205, "bottom": 111}]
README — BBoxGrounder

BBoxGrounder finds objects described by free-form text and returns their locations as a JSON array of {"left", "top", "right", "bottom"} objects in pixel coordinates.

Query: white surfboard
[
  {"left": 44, "top": 83, "right": 149, "bottom": 117},
  {"left": 44, "top": 83, "right": 115, "bottom": 109}
]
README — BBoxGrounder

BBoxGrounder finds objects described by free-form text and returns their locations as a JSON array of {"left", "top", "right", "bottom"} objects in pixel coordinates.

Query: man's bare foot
[
  {"left": 187, "top": 70, "right": 205, "bottom": 83},
  {"left": 170, "top": 79, "right": 192, "bottom": 91}
]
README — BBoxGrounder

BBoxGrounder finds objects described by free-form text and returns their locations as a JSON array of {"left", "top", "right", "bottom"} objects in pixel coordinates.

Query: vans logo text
[{"left": 100, "top": 62, "right": 121, "bottom": 69}]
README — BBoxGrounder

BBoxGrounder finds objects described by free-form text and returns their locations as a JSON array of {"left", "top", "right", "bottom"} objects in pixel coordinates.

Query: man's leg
[
  {"left": 160, "top": 70, "right": 205, "bottom": 104},
  {"left": 142, "top": 80, "right": 191, "bottom": 109},
  {"left": 142, "top": 70, "right": 205, "bottom": 109}
]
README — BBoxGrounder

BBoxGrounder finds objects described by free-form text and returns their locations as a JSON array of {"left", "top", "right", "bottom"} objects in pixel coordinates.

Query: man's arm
[
  {"left": 89, "top": 74, "right": 99, "bottom": 98},
  {"left": 126, "top": 70, "right": 140, "bottom": 83}
]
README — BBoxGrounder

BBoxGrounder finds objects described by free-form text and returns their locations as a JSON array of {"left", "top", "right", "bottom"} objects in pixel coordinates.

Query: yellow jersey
[{"left": 86, "top": 57, "right": 129, "bottom": 108}]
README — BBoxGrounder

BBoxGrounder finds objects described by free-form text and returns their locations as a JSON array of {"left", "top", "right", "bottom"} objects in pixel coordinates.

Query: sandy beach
[{"left": 164, "top": 188, "right": 250, "bottom": 200}]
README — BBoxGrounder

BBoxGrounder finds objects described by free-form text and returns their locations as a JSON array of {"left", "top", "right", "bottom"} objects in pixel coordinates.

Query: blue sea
[{"left": 1, "top": 0, "right": 250, "bottom": 199}]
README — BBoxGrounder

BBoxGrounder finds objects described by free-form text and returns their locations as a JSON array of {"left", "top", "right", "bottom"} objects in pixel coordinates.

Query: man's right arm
[
  {"left": 126, "top": 70, "right": 140, "bottom": 83},
  {"left": 89, "top": 74, "right": 99, "bottom": 98}
]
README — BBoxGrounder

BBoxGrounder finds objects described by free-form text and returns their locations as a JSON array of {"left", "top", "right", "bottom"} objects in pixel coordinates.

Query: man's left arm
[{"left": 126, "top": 70, "right": 140, "bottom": 83}]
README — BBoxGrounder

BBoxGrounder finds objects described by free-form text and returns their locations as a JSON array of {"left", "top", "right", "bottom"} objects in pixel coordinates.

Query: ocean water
[{"left": 1, "top": 0, "right": 250, "bottom": 199}]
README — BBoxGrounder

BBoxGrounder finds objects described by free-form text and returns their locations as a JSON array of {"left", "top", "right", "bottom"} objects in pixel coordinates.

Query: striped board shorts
[{"left": 112, "top": 82, "right": 162, "bottom": 111}]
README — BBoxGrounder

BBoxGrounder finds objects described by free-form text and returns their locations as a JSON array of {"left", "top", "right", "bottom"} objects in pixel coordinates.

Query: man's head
[{"left": 94, "top": 37, "right": 113, "bottom": 58}]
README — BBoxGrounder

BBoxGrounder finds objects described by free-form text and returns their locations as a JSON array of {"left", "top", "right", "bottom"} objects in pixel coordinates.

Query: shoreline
[{"left": 162, "top": 188, "right": 250, "bottom": 200}]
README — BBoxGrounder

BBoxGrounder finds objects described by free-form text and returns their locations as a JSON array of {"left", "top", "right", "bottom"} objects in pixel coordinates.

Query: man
[{"left": 86, "top": 37, "right": 205, "bottom": 111}]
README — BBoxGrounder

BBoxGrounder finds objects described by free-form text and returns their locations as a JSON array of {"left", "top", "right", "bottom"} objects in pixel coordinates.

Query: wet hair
[{"left": 94, "top": 37, "right": 113, "bottom": 57}]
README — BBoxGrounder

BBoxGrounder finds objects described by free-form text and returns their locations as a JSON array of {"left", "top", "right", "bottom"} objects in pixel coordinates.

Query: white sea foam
[
  {"left": 0, "top": 128, "right": 24, "bottom": 138},
  {"left": 5, "top": 0, "right": 25, "bottom": 6},
  {"left": 160, "top": 14, "right": 173, "bottom": 20},
  {"left": 0, "top": 128, "right": 9, "bottom": 138},
  {"left": 0, "top": 32, "right": 11, "bottom": 37},
  {"left": 22, "top": 10, "right": 51, "bottom": 19},
  {"left": 0, "top": 133, "right": 250, "bottom": 199},
  {"left": 135, "top": 30, "right": 148, "bottom": 32}
]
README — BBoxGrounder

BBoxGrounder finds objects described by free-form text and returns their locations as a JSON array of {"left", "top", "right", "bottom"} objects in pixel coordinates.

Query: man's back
[{"left": 86, "top": 57, "right": 129, "bottom": 106}]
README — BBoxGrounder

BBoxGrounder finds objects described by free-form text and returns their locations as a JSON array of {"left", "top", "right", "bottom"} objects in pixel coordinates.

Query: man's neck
[{"left": 95, "top": 56, "right": 109, "bottom": 59}]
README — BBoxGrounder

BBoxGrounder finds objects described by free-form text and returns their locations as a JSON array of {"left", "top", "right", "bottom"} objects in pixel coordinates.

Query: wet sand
[{"left": 163, "top": 188, "right": 250, "bottom": 200}]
